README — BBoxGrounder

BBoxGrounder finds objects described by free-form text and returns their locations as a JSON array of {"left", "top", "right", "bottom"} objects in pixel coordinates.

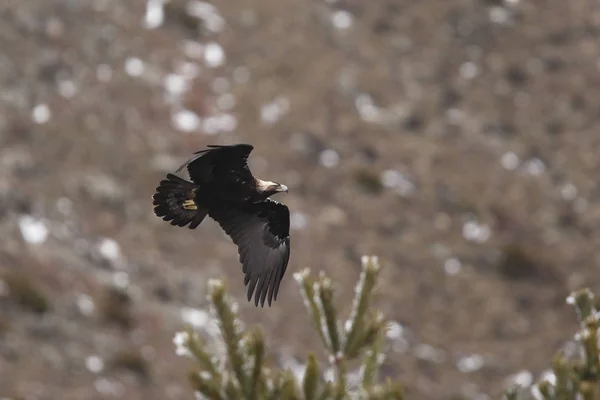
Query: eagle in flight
[{"left": 152, "top": 144, "right": 291, "bottom": 307}]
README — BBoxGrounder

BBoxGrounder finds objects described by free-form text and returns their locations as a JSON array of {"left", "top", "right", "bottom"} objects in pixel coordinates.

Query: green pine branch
[
  {"left": 177, "top": 255, "right": 600, "bottom": 400},
  {"left": 505, "top": 288, "right": 600, "bottom": 400},
  {"left": 175, "top": 255, "right": 404, "bottom": 400}
]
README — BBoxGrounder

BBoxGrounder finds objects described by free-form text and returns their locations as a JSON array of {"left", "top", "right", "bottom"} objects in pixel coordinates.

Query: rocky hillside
[{"left": 1, "top": 0, "right": 599, "bottom": 399}]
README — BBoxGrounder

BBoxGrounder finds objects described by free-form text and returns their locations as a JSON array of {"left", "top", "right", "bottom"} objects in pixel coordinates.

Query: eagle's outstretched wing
[
  {"left": 208, "top": 199, "right": 290, "bottom": 307},
  {"left": 176, "top": 144, "right": 255, "bottom": 186}
]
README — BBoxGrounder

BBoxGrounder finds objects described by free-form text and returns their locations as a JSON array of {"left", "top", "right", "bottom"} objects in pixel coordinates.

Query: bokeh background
[{"left": 1, "top": 0, "right": 599, "bottom": 399}]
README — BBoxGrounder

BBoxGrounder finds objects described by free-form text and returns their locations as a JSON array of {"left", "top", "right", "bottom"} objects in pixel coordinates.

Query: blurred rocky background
[{"left": 0, "top": 0, "right": 599, "bottom": 399}]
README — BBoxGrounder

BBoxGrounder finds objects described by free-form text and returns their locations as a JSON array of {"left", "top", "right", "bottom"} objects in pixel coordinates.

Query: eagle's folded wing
[{"left": 176, "top": 144, "right": 255, "bottom": 186}]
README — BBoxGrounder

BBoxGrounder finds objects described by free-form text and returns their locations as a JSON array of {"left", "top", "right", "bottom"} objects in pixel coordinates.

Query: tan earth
[{"left": 1, "top": 0, "right": 599, "bottom": 399}]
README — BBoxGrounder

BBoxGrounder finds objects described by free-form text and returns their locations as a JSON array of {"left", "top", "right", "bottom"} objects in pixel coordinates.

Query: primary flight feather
[{"left": 152, "top": 144, "right": 290, "bottom": 307}]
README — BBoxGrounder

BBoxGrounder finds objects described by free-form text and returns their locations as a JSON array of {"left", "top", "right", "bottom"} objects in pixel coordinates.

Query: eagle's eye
[{"left": 275, "top": 184, "right": 289, "bottom": 193}]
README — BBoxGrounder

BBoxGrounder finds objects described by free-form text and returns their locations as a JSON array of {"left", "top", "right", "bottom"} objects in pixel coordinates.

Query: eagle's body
[{"left": 152, "top": 144, "right": 290, "bottom": 307}]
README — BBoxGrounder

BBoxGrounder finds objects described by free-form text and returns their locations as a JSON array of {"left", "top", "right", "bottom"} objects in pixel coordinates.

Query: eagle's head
[{"left": 256, "top": 179, "right": 288, "bottom": 196}]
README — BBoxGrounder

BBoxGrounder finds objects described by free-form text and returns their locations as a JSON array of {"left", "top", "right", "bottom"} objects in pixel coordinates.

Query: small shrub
[
  {"left": 2, "top": 270, "right": 51, "bottom": 314},
  {"left": 0, "top": 316, "right": 9, "bottom": 334},
  {"left": 100, "top": 286, "right": 134, "bottom": 330},
  {"left": 110, "top": 348, "right": 150, "bottom": 381},
  {"left": 497, "top": 243, "right": 543, "bottom": 281},
  {"left": 354, "top": 169, "right": 384, "bottom": 195}
]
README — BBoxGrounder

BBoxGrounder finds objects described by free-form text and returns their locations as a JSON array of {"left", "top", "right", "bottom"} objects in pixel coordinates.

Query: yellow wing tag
[{"left": 182, "top": 199, "right": 197, "bottom": 210}]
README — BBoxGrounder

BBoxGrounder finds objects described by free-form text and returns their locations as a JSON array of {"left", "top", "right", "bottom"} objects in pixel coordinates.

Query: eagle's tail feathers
[{"left": 152, "top": 173, "right": 207, "bottom": 229}]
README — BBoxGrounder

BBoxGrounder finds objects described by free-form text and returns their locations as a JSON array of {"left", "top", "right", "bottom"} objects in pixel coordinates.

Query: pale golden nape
[
  {"left": 256, "top": 178, "right": 287, "bottom": 194},
  {"left": 256, "top": 178, "right": 277, "bottom": 191}
]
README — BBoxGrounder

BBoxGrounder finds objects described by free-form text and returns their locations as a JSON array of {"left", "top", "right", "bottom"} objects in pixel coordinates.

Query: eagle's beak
[{"left": 278, "top": 184, "right": 289, "bottom": 193}]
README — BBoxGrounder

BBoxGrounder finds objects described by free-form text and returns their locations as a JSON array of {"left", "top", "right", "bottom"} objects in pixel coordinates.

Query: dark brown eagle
[{"left": 152, "top": 144, "right": 290, "bottom": 307}]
